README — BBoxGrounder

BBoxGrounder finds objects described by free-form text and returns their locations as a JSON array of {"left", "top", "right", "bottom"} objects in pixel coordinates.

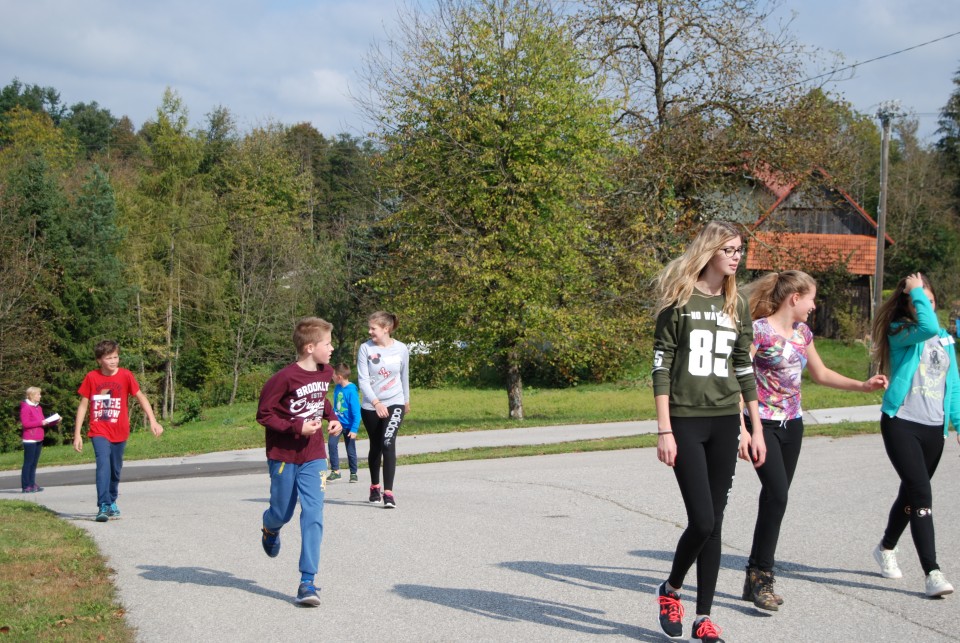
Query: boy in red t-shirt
[{"left": 73, "top": 340, "right": 163, "bottom": 522}]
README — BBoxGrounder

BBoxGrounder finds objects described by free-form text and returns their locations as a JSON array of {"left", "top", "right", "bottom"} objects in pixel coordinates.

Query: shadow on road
[
  {"left": 137, "top": 564, "right": 293, "bottom": 604},
  {"left": 393, "top": 583, "right": 661, "bottom": 640}
]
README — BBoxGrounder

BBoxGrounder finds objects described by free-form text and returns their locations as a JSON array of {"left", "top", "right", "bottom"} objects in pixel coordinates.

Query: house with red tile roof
[{"left": 738, "top": 166, "right": 893, "bottom": 338}]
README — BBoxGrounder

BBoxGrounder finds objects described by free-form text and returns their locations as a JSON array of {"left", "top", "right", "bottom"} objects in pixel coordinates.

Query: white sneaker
[
  {"left": 925, "top": 570, "right": 954, "bottom": 597},
  {"left": 873, "top": 544, "right": 903, "bottom": 579}
]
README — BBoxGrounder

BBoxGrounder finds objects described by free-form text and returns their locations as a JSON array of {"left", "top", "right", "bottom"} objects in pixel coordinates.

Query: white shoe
[
  {"left": 873, "top": 544, "right": 903, "bottom": 579},
  {"left": 925, "top": 570, "right": 954, "bottom": 597}
]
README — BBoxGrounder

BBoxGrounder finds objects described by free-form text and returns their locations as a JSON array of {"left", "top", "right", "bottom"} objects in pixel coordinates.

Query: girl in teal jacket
[{"left": 871, "top": 272, "right": 959, "bottom": 598}]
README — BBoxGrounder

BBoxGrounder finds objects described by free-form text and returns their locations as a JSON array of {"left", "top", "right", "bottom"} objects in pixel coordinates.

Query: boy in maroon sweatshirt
[{"left": 256, "top": 317, "right": 342, "bottom": 606}]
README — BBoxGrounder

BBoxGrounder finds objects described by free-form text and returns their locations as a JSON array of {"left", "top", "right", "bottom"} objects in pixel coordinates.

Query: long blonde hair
[
  {"left": 872, "top": 273, "right": 937, "bottom": 375},
  {"left": 653, "top": 221, "right": 744, "bottom": 319},
  {"left": 744, "top": 270, "right": 817, "bottom": 320}
]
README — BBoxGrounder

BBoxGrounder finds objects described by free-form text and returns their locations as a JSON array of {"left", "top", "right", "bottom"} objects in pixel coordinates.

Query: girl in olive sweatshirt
[{"left": 650, "top": 221, "right": 766, "bottom": 643}]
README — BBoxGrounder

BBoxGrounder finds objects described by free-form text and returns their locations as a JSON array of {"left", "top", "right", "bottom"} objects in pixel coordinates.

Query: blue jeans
[
  {"left": 21, "top": 441, "right": 42, "bottom": 490},
  {"left": 328, "top": 432, "right": 358, "bottom": 473},
  {"left": 263, "top": 458, "right": 327, "bottom": 583},
  {"left": 91, "top": 437, "right": 126, "bottom": 507}
]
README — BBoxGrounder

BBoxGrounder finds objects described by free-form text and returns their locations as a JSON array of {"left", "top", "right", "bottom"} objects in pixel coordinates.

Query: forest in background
[{"left": 1, "top": 0, "right": 959, "bottom": 447}]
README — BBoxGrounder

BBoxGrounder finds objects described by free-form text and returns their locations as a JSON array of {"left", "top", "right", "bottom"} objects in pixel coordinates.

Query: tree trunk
[
  {"left": 229, "top": 362, "right": 240, "bottom": 406},
  {"left": 507, "top": 361, "right": 523, "bottom": 419}
]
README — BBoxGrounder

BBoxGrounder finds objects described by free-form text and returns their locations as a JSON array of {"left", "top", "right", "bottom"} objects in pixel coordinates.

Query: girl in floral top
[{"left": 741, "top": 271, "right": 887, "bottom": 612}]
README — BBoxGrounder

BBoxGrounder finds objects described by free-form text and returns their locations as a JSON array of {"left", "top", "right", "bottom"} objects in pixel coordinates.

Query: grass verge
[
  {"left": 394, "top": 420, "right": 880, "bottom": 466},
  {"left": 0, "top": 501, "right": 134, "bottom": 642}
]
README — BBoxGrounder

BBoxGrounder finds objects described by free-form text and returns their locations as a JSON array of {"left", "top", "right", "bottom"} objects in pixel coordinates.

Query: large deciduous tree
[
  {"left": 577, "top": 0, "right": 837, "bottom": 265},
  {"left": 363, "top": 0, "right": 627, "bottom": 418}
]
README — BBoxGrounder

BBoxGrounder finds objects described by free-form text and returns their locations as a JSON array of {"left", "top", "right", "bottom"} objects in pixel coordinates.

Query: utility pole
[{"left": 870, "top": 100, "right": 902, "bottom": 375}]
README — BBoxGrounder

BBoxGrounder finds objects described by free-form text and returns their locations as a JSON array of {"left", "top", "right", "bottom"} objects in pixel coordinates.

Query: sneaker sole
[
  {"left": 383, "top": 503, "right": 396, "bottom": 509},
  {"left": 928, "top": 586, "right": 954, "bottom": 597},
  {"left": 296, "top": 596, "right": 321, "bottom": 607},
  {"left": 95, "top": 515, "right": 109, "bottom": 523}
]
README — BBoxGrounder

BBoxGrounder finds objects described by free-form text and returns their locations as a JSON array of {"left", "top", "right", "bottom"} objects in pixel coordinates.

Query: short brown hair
[
  {"left": 293, "top": 317, "right": 333, "bottom": 355},
  {"left": 334, "top": 363, "right": 351, "bottom": 378},
  {"left": 94, "top": 340, "right": 120, "bottom": 359}
]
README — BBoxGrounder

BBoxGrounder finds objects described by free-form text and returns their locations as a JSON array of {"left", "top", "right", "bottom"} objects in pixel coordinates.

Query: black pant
[
  {"left": 668, "top": 415, "right": 740, "bottom": 616},
  {"left": 362, "top": 405, "right": 405, "bottom": 490},
  {"left": 748, "top": 418, "right": 804, "bottom": 571},
  {"left": 880, "top": 414, "right": 944, "bottom": 574}
]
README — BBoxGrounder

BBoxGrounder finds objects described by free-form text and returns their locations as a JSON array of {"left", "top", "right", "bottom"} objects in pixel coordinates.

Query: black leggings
[
  {"left": 362, "top": 405, "right": 405, "bottom": 490},
  {"left": 748, "top": 418, "right": 804, "bottom": 571},
  {"left": 668, "top": 415, "right": 740, "bottom": 616},
  {"left": 880, "top": 414, "right": 944, "bottom": 574}
]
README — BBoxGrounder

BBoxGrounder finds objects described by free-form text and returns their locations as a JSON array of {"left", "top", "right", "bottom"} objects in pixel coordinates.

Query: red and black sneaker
[
  {"left": 369, "top": 484, "right": 382, "bottom": 503},
  {"left": 656, "top": 581, "right": 684, "bottom": 639},
  {"left": 691, "top": 616, "right": 725, "bottom": 643}
]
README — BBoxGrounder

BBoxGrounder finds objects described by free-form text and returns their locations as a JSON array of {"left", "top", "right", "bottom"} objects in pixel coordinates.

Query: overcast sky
[{"left": 0, "top": 0, "right": 957, "bottom": 142}]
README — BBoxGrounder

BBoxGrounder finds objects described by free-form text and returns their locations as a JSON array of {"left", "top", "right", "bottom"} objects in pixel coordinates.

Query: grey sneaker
[{"left": 925, "top": 570, "right": 955, "bottom": 597}]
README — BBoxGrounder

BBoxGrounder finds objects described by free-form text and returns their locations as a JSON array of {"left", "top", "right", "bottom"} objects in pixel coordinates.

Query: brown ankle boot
[{"left": 743, "top": 566, "right": 779, "bottom": 611}]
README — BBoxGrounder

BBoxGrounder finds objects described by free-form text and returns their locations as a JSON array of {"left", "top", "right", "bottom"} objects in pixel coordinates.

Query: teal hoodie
[{"left": 880, "top": 287, "right": 960, "bottom": 436}]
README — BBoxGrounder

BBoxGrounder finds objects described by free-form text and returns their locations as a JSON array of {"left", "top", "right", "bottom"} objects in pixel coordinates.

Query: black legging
[
  {"left": 668, "top": 415, "right": 740, "bottom": 616},
  {"left": 362, "top": 405, "right": 405, "bottom": 490},
  {"left": 880, "top": 414, "right": 944, "bottom": 574},
  {"left": 748, "top": 417, "right": 804, "bottom": 571}
]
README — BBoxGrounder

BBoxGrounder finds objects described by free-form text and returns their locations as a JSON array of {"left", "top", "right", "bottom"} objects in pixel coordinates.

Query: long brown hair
[
  {"left": 744, "top": 270, "right": 817, "bottom": 320},
  {"left": 652, "top": 221, "right": 744, "bottom": 319},
  {"left": 871, "top": 274, "right": 937, "bottom": 375}
]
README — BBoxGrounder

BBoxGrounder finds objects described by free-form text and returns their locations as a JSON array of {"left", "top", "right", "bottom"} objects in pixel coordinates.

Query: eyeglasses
[{"left": 719, "top": 246, "right": 744, "bottom": 257}]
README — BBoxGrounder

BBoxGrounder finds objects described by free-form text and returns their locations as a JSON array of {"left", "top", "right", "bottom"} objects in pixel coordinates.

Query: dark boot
[
  {"left": 768, "top": 569, "right": 784, "bottom": 606},
  {"left": 742, "top": 566, "right": 779, "bottom": 611}
]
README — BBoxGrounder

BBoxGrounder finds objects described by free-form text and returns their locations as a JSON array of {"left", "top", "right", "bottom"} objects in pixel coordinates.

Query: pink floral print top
[{"left": 752, "top": 317, "right": 813, "bottom": 421}]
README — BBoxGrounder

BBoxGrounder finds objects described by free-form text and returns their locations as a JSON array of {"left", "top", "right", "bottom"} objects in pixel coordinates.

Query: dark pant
[
  {"left": 362, "top": 406, "right": 405, "bottom": 490},
  {"left": 21, "top": 441, "right": 43, "bottom": 490},
  {"left": 91, "top": 437, "right": 127, "bottom": 507},
  {"left": 880, "top": 414, "right": 944, "bottom": 574},
  {"left": 328, "top": 431, "right": 358, "bottom": 473},
  {"left": 748, "top": 417, "right": 804, "bottom": 571},
  {"left": 668, "top": 415, "right": 741, "bottom": 616}
]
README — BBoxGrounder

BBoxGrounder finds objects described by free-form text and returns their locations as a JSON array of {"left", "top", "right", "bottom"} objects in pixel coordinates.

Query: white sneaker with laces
[
  {"left": 873, "top": 544, "right": 903, "bottom": 579},
  {"left": 925, "top": 570, "right": 954, "bottom": 597}
]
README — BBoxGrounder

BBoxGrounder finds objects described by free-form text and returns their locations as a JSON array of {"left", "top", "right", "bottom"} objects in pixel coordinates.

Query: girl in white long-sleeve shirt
[{"left": 357, "top": 311, "right": 410, "bottom": 509}]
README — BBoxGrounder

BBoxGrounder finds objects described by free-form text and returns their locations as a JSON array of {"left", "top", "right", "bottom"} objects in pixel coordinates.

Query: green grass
[
  {"left": 0, "top": 501, "right": 134, "bottom": 642},
  {"left": 0, "top": 338, "right": 886, "bottom": 471},
  {"left": 395, "top": 420, "right": 881, "bottom": 465}
]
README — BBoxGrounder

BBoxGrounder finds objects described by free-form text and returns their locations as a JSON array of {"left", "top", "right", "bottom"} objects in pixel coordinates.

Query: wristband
[{"left": 657, "top": 431, "right": 673, "bottom": 436}]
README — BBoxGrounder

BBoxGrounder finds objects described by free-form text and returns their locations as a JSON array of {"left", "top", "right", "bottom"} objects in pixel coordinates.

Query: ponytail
[{"left": 745, "top": 270, "right": 817, "bottom": 320}]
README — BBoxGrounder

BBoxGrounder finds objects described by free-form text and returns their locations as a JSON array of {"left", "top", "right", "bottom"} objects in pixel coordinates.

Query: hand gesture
[
  {"left": 328, "top": 420, "right": 343, "bottom": 437},
  {"left": 904, "top": 272, "right": 924, "bottom": 292},
  {"left": 301, "top": 419, "right": 322, "bottom": 436},
  {"left": 862, "top": 374, "right": 888, "bottom": 392}
]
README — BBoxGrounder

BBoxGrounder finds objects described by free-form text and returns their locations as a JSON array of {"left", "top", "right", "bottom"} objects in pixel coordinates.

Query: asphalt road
[{"left": 6, "top": 430, "right": 959, "bottom": 642}]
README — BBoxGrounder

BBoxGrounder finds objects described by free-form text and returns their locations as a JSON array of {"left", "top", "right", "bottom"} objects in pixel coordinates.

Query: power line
[{"left": 762, "top": 29, "right": 960, "bottom": 96}]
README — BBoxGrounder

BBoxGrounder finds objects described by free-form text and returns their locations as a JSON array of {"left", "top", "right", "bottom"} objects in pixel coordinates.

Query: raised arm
[{"left": 806, "top": 340, "right": 888, "bottom": 392}]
